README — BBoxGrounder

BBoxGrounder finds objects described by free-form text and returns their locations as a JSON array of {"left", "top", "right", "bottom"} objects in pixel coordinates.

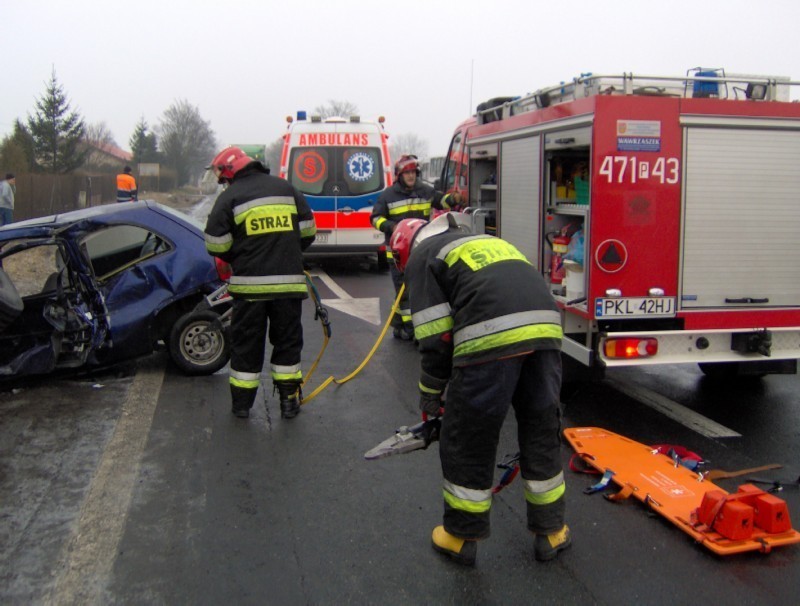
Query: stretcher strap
[
  {"left": 584, "top": 469, "right": 615, "bottom": 494},
  {"left": 569, "top": 453, "right": 601, "bottom": 474}
]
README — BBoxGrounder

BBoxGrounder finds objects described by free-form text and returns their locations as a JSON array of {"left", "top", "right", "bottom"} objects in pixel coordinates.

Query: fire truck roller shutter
[
  {"left": 499, "top": 136, "right": 542, "bottom": 266},
  {"left": 681, "top": 126, "right": 800, "bottom": 309}
]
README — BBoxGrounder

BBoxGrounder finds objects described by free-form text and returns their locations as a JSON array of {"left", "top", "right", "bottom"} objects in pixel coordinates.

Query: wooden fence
[{"left": 11, "top": 170, "right": 179, "bottom": 221}]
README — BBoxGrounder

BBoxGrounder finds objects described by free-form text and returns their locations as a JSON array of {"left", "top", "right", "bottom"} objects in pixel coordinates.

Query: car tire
[{"left": 168, "top": 310, "right": 230, "bottom": 376}]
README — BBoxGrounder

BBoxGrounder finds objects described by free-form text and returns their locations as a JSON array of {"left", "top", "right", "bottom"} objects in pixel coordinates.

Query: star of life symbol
[{"left": 346, "top": 152, "right": 375, "bottom": 182}]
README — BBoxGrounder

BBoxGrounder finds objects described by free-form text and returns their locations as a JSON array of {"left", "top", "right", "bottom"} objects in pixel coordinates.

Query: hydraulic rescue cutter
[
  {"left": 364, "top": 417, "right": 441, "bottom": 460},
  {"left": 564, "top": 426, "right": 800, "bottom": 556}
]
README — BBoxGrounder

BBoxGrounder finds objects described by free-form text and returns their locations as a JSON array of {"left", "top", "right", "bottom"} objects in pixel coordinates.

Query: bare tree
[
  {"left": 157, "top": 99, "right": 216, "bottom": 186},
  {"left": 389, "top": 133, "right": 429, "bottom": 164},
  {"left": 83, "top": 121, "right": 119, "bottom": 171},
  {"left": 313, "top": 100, "right": 359, "bottom": 119},
  {"left": 265, "top": 137, "right": 284, "bottom": 174}
]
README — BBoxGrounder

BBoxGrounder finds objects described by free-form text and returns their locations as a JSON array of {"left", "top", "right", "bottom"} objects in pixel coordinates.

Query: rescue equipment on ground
[
  {"left": 363, "top": 414, "right": 441, "bottom": 460},
  {"left": 564, "top": 426, "right": 800, "bottom": 555},
  {"left": 299, "top": 282, "right": 407, "bottom": 405}
]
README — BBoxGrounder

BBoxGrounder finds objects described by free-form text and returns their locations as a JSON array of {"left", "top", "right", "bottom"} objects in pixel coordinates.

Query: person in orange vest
[{"left": 116, "top": 166, "right": 138, "bottom": 202}]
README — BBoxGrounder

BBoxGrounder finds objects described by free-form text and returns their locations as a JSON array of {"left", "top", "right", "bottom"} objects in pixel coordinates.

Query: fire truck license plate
[{"left": 595, "top": 297, "right": 676, "bottom": 317}]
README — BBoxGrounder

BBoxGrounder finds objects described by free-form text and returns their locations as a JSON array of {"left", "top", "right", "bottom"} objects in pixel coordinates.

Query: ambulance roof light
[
  {"left": 296, "top": 110, "right": 307, "bottom": 121},
  {"left": 286, "top": 115, "right": 293, "bottom": 124},
  {"left": 378, "top": 116, "right": 386, "bottom": 123},
  {"left": 310, "top": 115, "right": 322, "bottom": 123},
  {"left": 349, "top": 115, "right": 361, "bottom": 123}
]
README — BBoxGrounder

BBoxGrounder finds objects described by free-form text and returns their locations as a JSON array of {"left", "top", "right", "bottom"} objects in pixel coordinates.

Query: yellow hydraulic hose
[{"left": 299, "top": 280, "right": 405, "bottom": 405}]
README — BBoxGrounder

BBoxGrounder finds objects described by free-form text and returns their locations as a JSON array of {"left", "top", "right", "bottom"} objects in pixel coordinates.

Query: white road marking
[
  {"left": 49, "top": 361, "right": 165, "bottom": 604},
  {"left": 309, "top": 269, "right": 383, "bottom": 326},
  {"left": 604, "top": 377, "right": 741, "bottom": 438}
]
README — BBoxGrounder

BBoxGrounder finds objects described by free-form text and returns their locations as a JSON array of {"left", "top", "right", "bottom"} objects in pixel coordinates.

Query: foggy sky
[{"left": 2, "top": 0, "right": 799, "bottom": 163}]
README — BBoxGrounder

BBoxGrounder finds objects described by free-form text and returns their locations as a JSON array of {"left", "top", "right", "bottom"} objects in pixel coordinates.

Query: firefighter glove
[{"left": 418, "top": 391, "right": 443, "bottom": 416}]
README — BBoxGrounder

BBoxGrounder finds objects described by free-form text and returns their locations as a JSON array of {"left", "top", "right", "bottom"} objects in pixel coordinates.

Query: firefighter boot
[
  {"left": 275, "top": 382, "right": 301, "bottom": 419},
  {"left": 534, "top": 524, "right": 571, "bottom": 562},
  {"left": 431, "top": 526, "right": 477, "bottom": 566}
]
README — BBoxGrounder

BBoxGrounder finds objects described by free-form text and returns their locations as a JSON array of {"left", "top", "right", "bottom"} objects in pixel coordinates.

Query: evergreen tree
[
  {"left": 129, "top": 117, "right": 160, "bottom": 165},
  {"left": 27, "top": 69, "right": 87, "bottom": 173},
  {"left": 0, "top": 120, "right": 36, "bottom": 174}
]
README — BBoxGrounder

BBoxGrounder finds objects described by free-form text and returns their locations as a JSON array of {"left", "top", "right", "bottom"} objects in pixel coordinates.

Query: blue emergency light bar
[{"left": 297, "top": 110, "right": 307, "bottom": 121}]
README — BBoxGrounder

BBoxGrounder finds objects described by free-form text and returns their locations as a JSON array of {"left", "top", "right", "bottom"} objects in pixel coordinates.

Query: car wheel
[{"left": 169, "top": 310, "right": 230, "bottom": 375}]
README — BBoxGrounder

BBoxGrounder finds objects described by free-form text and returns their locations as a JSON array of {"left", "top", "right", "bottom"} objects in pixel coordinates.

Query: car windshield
[{"left": 288, "top": 146, "right": 384, "bottom": 196}]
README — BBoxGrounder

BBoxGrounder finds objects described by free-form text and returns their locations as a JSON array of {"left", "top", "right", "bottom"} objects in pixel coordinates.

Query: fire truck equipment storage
[{"left": 438, "top": 70, "right": 800, "bottom": 377}]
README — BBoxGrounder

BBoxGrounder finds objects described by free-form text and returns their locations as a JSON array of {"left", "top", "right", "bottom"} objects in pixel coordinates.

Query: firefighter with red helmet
[
  {"left": 370, "top": 154, "right": 460, "bottom": 340},
  {"left": 389, "top": 214, "right": 570, "bottom": 565},
  {"left": 204, "top": 146, "right": 317, "bottom": 419}
]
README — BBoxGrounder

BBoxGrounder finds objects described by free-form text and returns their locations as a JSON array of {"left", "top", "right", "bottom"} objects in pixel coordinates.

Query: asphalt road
[{"left": 1, "top": 260, "right": 799, "bottom": 605}]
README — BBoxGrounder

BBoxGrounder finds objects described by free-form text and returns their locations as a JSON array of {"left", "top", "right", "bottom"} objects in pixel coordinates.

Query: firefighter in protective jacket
[
  {"left": 204, "top": 146, "right": 316, "bottom": 419},
  {"left": 370, "top": 154, "right": 459, "bottom": 340},
  {"left": 390, "top": 214, "right": 570, "bottom": 565}
]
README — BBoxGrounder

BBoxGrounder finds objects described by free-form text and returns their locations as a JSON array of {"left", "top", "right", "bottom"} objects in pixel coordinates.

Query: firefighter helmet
[
  {"left": 390, "top": 213, "right": 473, "bottom": 271},
  {"left": 207, "top": 146, "right": 254, "bottom": 183},
  {"left": 394, "top": 154, "right": 420, "bottom": 178},
  {"left": 389, "top": 218, "right": 427, "bottom": 272}
]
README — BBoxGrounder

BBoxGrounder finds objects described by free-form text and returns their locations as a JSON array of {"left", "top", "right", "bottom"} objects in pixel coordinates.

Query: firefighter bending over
[
  {"left": 204, "top": 146, "right": 316, "bottom": 419},
  {"left": 390, "top": 214, "right": 570, "bottom": 565},
  {"left": 370, "top": 154, "right": 460, "bottom": 340}
]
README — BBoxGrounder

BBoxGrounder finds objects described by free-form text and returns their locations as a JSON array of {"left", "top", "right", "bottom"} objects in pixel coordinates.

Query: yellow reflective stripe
[
  {"left": 455, "top": 310, "right": 561, "bottom": 346},
  {"left": 299, "top": 219, "right": 317, "bottom": 238},
  {"left": 444, "top": 238, "right": 530, "bottom": 271},
  {"left": 231, "top": 274, "right": 306, "bottom": 286},
  {"left": 443, "top": 481, "right": 492, "bottom": 513},
  {"left": 373, "top": 216, "right": 387, "bottom": 230},
  {"left": 230, "top": 369, "right": 260, "bottom": 389},
  {"left": 385, "top": 249, "right": 394, "bottom": 259},
  {"left": 388, "top": 203, "right": 431, "bottom": 216},
  {"left": 230, "top": 376, "right": 259, "bottom": 389},
  {"left": 229, "top": 283, "right": 308, "bottom": 295},
  {"left": 271, "top": 370, "right": 303, "bottom": 381},
  {"left": 412, "top": 302, "right": 452, "bottom": 326},
  {"left": 418, "top": 382, "right": 442, "bottom": 395},
  {"left": 414, "top": 316, "right": 453, "bottom": 340},
  {"left": 454, "top": 324, "right": 563, "bottom": 358},
  {"left": 525, "top": 479, "right": 566, "bottom": 506},
  {"left": 205, "top": 233, "right": 232, "bottom": 254},
  {"left": 234, "top": 203, "right": 296, "bottom": 225},
  {"left": 232, "top": 196, "right": 296, "bottom": 221}
]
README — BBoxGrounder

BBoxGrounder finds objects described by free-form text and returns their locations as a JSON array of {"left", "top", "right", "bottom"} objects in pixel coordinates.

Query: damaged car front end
[{"left": 0, "top": 202, "right": 230, "bottom": 380}]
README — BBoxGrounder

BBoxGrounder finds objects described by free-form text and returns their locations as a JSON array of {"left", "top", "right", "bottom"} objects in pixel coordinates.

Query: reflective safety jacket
[
  {"left": 116, "top": 173, "right": 138, "bottom": 202},
  {"left": 204, "top": 163, "right": 316, "bottom": 301},
  {"left": 405, "top": 231, "right": 563, "bottom": 395},
  {"left": 370, "top": 180, "right": 457, "bottom": 246}
]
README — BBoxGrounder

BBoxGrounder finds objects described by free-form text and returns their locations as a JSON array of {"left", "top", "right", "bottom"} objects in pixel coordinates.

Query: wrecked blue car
[{"left": 0, "top": 201, "right": 231, "bottom": 379}]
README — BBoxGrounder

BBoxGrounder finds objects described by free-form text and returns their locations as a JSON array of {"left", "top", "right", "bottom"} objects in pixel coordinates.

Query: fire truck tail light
[{"left": 604, "top": 337, "right": 658, "bottom": 359}]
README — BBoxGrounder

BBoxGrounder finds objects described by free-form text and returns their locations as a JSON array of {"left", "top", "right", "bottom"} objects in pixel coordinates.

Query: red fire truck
[
  {"left": 280, "top": 112, "right": 393, "bottom": 269},
  {"left": 438, "top": 69, "right": 800, "bottom": 377}
]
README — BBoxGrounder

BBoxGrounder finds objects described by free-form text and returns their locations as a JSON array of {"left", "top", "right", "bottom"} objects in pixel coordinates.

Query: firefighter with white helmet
[
  {"left": 370, "top": 154, "right": 461, "bottom": 340},
  {"left": 204, "top": 146, "right": 317, "bottom": 419},
  {"left": 389, "top": 214, "right": 570, "bottom": 565}
]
